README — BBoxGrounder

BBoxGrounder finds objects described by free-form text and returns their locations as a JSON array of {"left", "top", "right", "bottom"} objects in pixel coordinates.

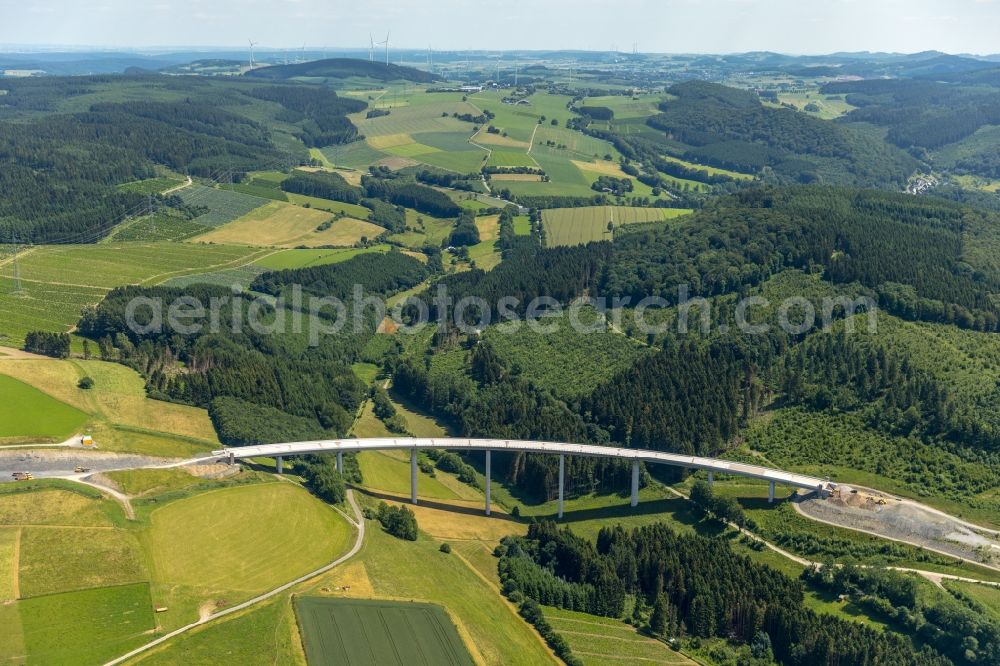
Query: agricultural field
[
  {"left": 579, "top": 94, "right": 663, "bottom": 120},
  {"left": 352, "top": 97, "right": 488, "bottom": 172},
  {"left": 0, "top": 241, "right": 263, "bottom": 347},
  {"left": 468, "top": 215, "right": 501, "bottom": 270},
  {"left": 177, "top": 185, "right": 270, "bottom": 227},
  {"left": 342, "top": 511, "right": 557, "bottom": 666},
  {"left": 541, "top": 206, "right": 692, "bottom": 246},
  {"left": 254, "top": 245, "right": 392, "bottom": 270},
  {"left": 191, "top": 200, "right": 385, "bottom": 247},
  {"left": 486, "top": 149, "right": 539, "bottom": 168},
  {"left": 296, "top": 597, "right": 475, "bottom": 666},
  {"left": 0, "top": 374, "right": 89, "bottom": 443},
  {"left": 772, "top": 90, "right": 857, "bottom": 119},
  {"left": 542, "top": 606, "right": 694, "bottom": 666}
]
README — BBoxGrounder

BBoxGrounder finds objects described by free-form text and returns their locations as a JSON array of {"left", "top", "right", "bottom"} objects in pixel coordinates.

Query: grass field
[
  {"left": 143, "top": 482, "right": 353, "bottom": 627},
  {"left": 1, "top": 582, "right": 156, "bottom": 665},
  {"left": 658, "top": 154, "right": 755, "bottom": 180},
  {"left": 0, "top": 358, "right": 219, "bottom": 445},
  {"left": 131, "top": 596, "right": 304, "bottom": 666},
  {"left": 487, "top": 149, "right": 539, "bottom": 168},
  {"left": 296, "top": 597, "right": 474, "bottom": 666},
  {"left": 18, "top": 526, "right": 145, "bottom": 597},
  {"left": 0, "top": 487, "right": 120, "bottom": 527},
  {"left": 191, "top": 200, "right": 384, "bottom": 247},
  {"left": 256, "top": 245, "right": 392, "bottom": 270},
  {"left": 542, "top": 206, "right": 691, "bottom": 246},
  {"left": 0, "top": 374, "right": 89, "bottom": 442},
  {"left": 542, "top": 606, "right": 694, "bottom": 665}
]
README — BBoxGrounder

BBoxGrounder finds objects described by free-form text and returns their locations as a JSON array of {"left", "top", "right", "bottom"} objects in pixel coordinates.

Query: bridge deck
[{"left": 214, "top": 438, "right": 831, "bottom": 491}]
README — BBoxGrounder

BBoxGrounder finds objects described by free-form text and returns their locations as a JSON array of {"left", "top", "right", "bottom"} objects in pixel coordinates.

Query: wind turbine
[
  {"left": 248, "top": 40, "right": 258, "bottom": 70},
  {"left": 299, "top": 43, "right": 306, "bottom": 63},
  {"left": 380, "top": 31, "right": 390, "bottom": 66},
  {"left": 427, "top": 45, "right": 433, "bottom": 72},
  {"left": 369, "top": 33, "right": 375, "bottom": 62},
  {"left": 492, "top": 54, "right": 503, "bottom": 84}
]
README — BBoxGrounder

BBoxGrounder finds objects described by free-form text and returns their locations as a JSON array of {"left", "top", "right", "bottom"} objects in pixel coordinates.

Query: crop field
[
  {"left": 283, "top": 192, "right": 371, "bottom": 215},
  {"left": 0, "top": 374, "right": 89, "bottom": 442},
  {"left": 190, "top": 200, "right": 332, "bottom": 246},
  {"left": 349, "top": 516, "right": 556, "bottom": 665},
  {"left": 542, "top": 206, "right": 692, "bottom": 246},
  {"left": 192, "top": 201, "right": 386, "bottom": 248},
  {"left": 542, "top": 606, "right": 694, "bottom": 665},
  {"left": 296, "top": 597, "right": 475, "bottom": 666},
  {"left": 177, "top": 185, "right": 270, "bottom": 227},
  {"left": 1, "top": 582, "right": 155, "bottom": 665},
  {"left": 144, "top": 482, "right": 352, "bottom": 625}
]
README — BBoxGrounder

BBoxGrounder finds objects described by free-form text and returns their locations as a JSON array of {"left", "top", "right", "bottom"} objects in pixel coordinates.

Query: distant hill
[{"left": 245, "top": 58, "right": 438, "bottom": 83}]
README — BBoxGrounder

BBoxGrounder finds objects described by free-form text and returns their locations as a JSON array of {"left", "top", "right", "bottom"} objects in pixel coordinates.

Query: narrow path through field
[
  {"left": 103, "top": 489, "right": 365, "bottom": 666},
  {"left": 162, "top": 176, "right": 193, "bottom": 196},
  {"left": 791, "top": 498, "right": 1000, "bottom": 576},
  {"left": 451, "top": 548, "right": 561, "bottom": 664},
  {"left": 666, "top": 484, "right": 1000, "bottom": 588}
]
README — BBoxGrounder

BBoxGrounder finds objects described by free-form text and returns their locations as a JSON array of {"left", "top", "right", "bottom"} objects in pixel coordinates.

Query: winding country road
[{"left": 102, "top": 490, "right": 365, "bottom": 666}]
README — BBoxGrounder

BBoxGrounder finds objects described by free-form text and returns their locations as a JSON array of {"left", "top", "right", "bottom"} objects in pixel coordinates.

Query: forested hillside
[
  {"left": 0, "top": 76, "right": 364, "bottom": 243},
  {"left": 585, "top": 81, "right": 919, "bottom": 187}
]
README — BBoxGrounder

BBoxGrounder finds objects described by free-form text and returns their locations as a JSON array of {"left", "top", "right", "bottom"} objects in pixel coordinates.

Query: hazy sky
[{"left": 1, "top": 0, "right": 998, "bottom": 55}]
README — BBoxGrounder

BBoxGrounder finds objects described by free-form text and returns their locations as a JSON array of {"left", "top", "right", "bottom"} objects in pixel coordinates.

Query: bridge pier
[
  {"left": 557, "top": 454, "right": 565, "bottom": 519},
  {"left": 631, "top": 460, "right": 640, "bottom": 507},
  {"left": 336, "top": 451, "right": 343, "bottom": 474},
  {"left": 410, "top": 448, "right": 418, "bottom": 505},
  {"left": 275, "top": 456, "right": 283, "bottom": 474},
  {"left": 485, "top": 450, "right": 491, "bottom": 516},
  {"left": 707, "top": 471, "right": 714, "bottom": 487},
  {"left": 769, "top": 480, "right": 775, "bottom": 503}
]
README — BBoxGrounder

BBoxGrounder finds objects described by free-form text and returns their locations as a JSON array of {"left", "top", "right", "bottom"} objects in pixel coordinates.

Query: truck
[
  {"left": 73, "top": 466, "right": 92, "bottom": 474},
  {"left": 11, "top": 472, "right": 33, "bottom": 481}
]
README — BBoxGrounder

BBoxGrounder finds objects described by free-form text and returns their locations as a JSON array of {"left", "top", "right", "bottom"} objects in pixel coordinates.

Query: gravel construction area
[
  {"left": 797, "top": 485, "right": 1000, "bottom": 565},
  {"left": 0, "top": 449, "right": 193, "bottom": 482}
]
